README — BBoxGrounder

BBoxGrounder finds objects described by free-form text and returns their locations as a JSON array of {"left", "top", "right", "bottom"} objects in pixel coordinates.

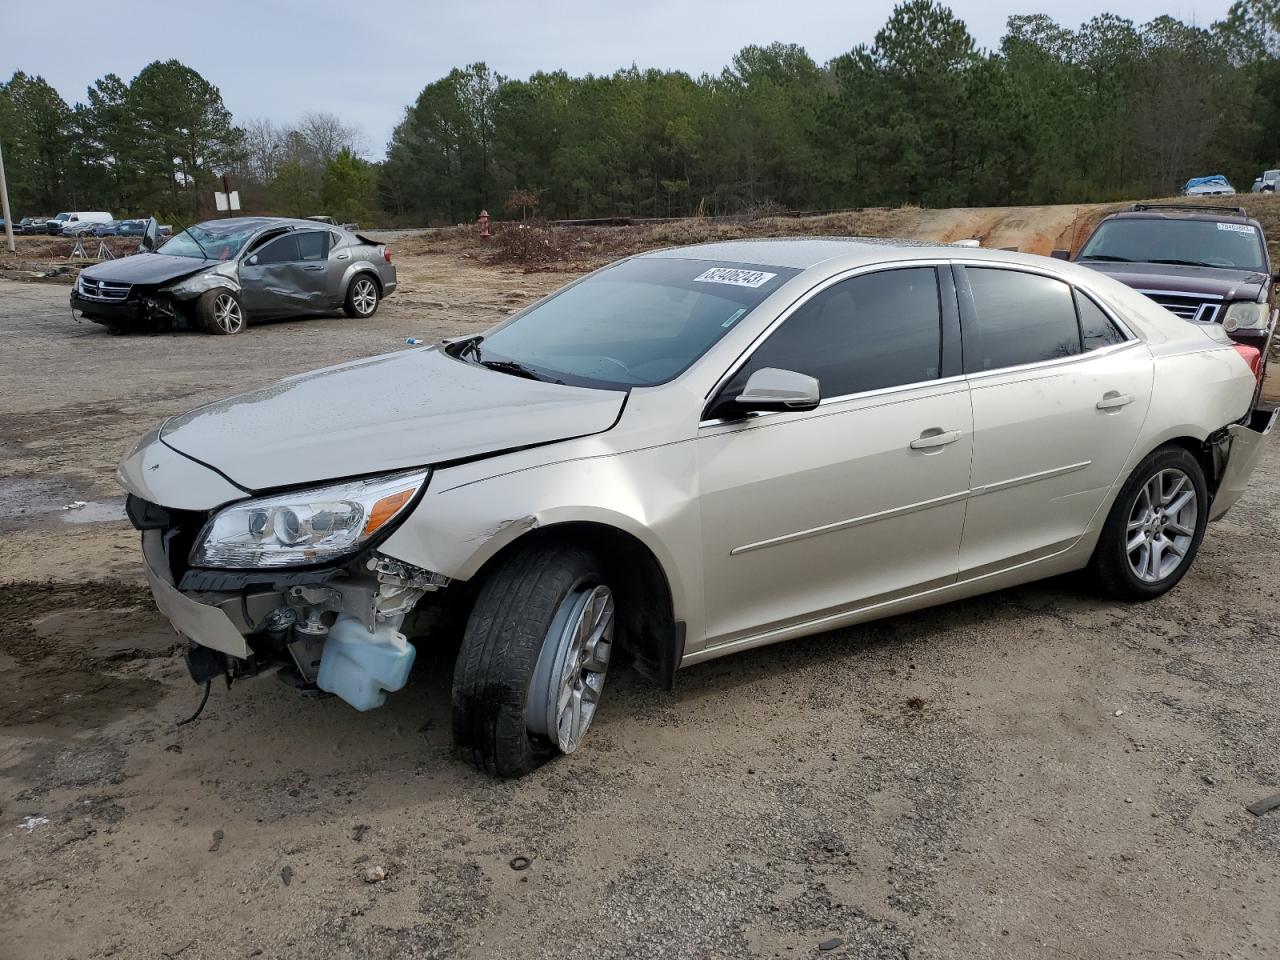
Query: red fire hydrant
[{"left": 478, "top": 210, "right": 491, "bottom": 240}]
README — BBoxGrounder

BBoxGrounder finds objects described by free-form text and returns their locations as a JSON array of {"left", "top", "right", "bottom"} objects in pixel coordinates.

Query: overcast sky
[{"left": 6, "top": 0, "right": 1234, "bottom": 159}]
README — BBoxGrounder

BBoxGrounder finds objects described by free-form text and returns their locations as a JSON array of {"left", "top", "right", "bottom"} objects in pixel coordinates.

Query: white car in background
[{"left": 118, "top": 239, "right": 1275, "bottom": 777}]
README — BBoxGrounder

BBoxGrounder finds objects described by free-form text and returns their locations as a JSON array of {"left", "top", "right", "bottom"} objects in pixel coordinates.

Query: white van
[{"left": 46, "top": 212, "right": 113, "bottom": 236}]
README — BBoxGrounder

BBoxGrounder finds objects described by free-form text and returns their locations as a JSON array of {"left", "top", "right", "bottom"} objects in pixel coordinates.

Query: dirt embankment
[{"left": 391, "top": 193, "right": 1280, "bottom": 273}]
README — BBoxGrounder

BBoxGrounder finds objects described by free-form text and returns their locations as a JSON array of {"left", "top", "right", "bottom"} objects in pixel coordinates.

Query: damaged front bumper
[
  {"left": 134, "top": 502, "right": 449, "bottom": 711},
  {"left": 70, "top": 288, "right": 181, "bottom": 329}
]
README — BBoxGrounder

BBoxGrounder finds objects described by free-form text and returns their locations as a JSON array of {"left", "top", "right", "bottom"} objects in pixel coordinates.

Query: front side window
[
  {"left": 719, "top": 267, "right": 943, "bottom": 405},
  {"left": 467, "top": 258, "right": 798, "bottom": 389},
  {"left": 963, "top": 268, "right": 1081, "bottom": 372}
]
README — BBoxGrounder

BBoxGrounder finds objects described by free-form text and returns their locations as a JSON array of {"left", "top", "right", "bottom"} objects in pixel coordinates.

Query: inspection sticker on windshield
[
  {"left": 694, "top": 267, "right": 777, "bottom": 288},
  {"left": 1217, "top": 222, "right": 1256, "bottom": 235}
]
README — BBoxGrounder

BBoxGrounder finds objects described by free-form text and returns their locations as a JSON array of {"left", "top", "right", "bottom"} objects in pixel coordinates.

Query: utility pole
[{"left": 0, "top": 137, "right": 14, "bottom": 254}]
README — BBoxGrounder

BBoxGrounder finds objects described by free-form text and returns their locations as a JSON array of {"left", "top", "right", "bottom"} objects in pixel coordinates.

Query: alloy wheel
[
  {"left": 213, "top": 294, "right": 244, "bottom": 334},
  {"left": 352, "top": 278, "right": 377, "bottom": 315},
  {"left": 526, "top": 584, "right": 614, "bottom": 753},
  {"left": 1125, "top": 468, "right": 1198, "bottom": 583}
]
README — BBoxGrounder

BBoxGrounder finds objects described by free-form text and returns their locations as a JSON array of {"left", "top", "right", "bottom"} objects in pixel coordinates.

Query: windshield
[
  {"left": 53, "top": 213, "right": 69, "bottom": 222},
  {"left": 464, "top": 257, "right": 798, "bottom": 389},
  {"left": 1079, "top": 218, "right": 1267, "bottom": 272},
  {"left": 157, "top": 221, "right": 260, "bottom": 261}
]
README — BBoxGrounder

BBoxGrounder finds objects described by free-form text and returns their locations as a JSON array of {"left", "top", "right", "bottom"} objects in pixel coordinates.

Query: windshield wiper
[
  {"left": 479, "top": 359, "right": 562, "bottom": 384},
  {"left": 1078, "top": 254, "right": 1133, "bottom": 262},
  {"left": 1148, "top": 258, "right": 1218, "bottom": 268}
]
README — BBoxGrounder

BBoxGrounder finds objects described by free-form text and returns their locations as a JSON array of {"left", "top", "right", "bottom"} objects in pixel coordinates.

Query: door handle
[
  {"left": 909, "top": 429, "right": 962, "bottom": 450},
  {"left": 302, "top": 264, "right": 324, "bottom": 271},
  {"left": 1096, "top": 392, "right": 1134, "bottom": 411}
]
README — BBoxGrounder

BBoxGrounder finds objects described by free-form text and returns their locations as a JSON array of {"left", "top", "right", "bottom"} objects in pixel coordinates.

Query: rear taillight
[
  {"left": 1233, "top": 343, "right": 1263, "bottom": 381},
  {"left": 382, "top": 247, "right": 392, "bottom": 263}
]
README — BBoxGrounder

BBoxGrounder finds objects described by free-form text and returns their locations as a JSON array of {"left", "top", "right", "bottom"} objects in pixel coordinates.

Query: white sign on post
[{"left": 214, "top": 190, "right": 241, "bottom": 212}]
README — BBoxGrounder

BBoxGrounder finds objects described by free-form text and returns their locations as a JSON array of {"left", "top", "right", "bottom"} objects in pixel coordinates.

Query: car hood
[
  {"left": 159, "top": 346, "right": 626, "bottom": 491},
  {"left": 81, "top": 253, "right": 214, "bottom": 286},
  {"left": 1077, "top": 260, "right": 1268, "bottom": 301}
]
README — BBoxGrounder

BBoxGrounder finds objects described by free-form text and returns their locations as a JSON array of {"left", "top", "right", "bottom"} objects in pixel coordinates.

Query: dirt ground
[{"left": 2, "top": 219, "right": 1280, "bottom": 960}]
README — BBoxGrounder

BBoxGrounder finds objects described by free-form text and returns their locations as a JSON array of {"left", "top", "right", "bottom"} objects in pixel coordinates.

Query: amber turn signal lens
[{"left": 363, "top": 488, "right": 415, "bottom": 536}]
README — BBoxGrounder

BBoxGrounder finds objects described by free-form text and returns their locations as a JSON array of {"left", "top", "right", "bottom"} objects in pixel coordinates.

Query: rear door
[
  {"left": 955, "top": 264, "right": 1153, "bottom": 576},
  {"left": 238, "top": 230, "right": 331, "bottom": 317}
]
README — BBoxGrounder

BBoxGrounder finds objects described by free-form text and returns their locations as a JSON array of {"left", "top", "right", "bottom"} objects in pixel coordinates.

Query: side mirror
[
  {"left": 1049, "top": 249, "right": 1070, "bottom": 261},
  {"left": 247, "top": 255, "right": 258, "bottom": 265},
  {"left": 735, "top": 367, "right": 820, "bottom": 413}
]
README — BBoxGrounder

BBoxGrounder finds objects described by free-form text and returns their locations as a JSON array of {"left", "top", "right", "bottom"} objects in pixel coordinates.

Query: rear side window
[
  {"left": 254, "top": 234, "right": 300, "bottom": 264},
  {"left": 1075, "top": 291, "right": 1127, "bottom": 351},
  {"left": 963, "top": 268, "right": 1081, "bottom": 371},
  {"left": 727, "top": 267, "right": 942, "bottom": 400},
  {"left": 296, "top": 231, "right": 329, "bottom": 261}
]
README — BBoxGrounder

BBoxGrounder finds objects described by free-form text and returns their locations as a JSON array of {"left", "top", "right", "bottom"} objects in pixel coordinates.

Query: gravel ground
[{"left": 1, "top": 266, "right": 1279, "bottom": 960}]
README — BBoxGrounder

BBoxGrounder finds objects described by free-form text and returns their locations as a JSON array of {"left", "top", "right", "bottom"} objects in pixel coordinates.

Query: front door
[
  {"left": 697, "top": 265, "right": 973, "bottom": 651},
  {"left": 238, "top": 230, "right": 331, "bottom": 317}
]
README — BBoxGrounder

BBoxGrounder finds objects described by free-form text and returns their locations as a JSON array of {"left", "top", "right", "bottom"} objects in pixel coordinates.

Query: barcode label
[{"left": 694, "top": 267, "right": 777, "bottom": 288}]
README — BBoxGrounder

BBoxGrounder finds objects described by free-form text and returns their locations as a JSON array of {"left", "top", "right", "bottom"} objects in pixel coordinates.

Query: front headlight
[
  {"left": 1222, "top": 302, "right": 1269, "bottom": 333},
  {"left": 191, "top": 469, "right": 428, "bottom": 569}
]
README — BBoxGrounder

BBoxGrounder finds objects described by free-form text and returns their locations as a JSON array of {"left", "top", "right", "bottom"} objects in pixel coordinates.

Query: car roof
[
  {"left": 1104, "top": 206, "right": 1260, "bottom": 228},
  {"left": 196, "top": 216, "right": 337, "bottom": 232},
  {"left": 640, "top": 236, "right": 981, "bottom": 271}
]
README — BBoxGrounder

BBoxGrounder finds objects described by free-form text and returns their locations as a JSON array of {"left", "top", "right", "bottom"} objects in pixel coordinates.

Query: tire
[
  {"left": 196, "top": 289, "right": 245, "bottom": 335},
  {"left": 1090, "top": 445, "right": 1208, "bottom": 601},
  {"left": 452, "top": 541, "right": 615, "bottom": 778},
  {"left": 343, "top": 274, "right": 380, "bottom": 318}
]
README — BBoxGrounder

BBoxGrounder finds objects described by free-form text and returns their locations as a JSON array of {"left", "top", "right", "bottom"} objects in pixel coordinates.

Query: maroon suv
[{"left": 1061, "top": 203, "right": 1278, "bottom": 355}]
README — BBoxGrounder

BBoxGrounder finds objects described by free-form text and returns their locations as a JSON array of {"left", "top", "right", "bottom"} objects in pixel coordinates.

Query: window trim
[{"left": 700, "top": 259, "right": 955, "bottom": 423}]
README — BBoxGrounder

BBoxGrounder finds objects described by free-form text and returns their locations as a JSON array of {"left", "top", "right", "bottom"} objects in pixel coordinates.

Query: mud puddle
[
  {"left": 0, "top": 580, "right": 171, "bottom": 733},
  {"left": 0, "top": 478, "right": 127, "bottom": 529}
]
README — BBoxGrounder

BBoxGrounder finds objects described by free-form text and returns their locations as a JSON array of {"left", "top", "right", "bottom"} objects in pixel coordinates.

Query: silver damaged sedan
[
  {"left": 72, "top": 217, "right": 396, "bottom": 335},
  {"left": 119, "top": 238, "right": 1276, "bottom": 776}
]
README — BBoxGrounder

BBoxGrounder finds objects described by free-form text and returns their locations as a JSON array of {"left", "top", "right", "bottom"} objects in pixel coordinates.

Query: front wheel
[
  {"left": 452, "top": 542, "right": 615, "bottom": 777},
  {"left": 343, "top": 275, "right": 380, "bottom": 318},
  {"left": 1090, "top": 446, "right": 1208, "bottom": 601},
  {"left": 196, "top": 289, "right": 245, "bottom": 335}
]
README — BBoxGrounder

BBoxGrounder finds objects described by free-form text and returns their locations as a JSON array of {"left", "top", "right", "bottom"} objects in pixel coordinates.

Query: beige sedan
[{"left": 119, "top": 239, "right": 1275, "bottom": 776}]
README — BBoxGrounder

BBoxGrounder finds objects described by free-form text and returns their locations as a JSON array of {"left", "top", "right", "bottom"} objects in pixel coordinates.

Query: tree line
[
  {"left": 3, "top": 1, "right": 1279, "bottom": 227},
  {"left": 0, "top": 61, "right": 375, "bottom": 225}
]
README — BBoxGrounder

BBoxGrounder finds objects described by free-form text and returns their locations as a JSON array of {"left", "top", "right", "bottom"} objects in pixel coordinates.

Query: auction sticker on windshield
[
  {"left": 1217, "top": 223, "right": 1257, "bottom": 235},
  {"left": 694, "top": 267, "right": 778, "bottom": 288}
]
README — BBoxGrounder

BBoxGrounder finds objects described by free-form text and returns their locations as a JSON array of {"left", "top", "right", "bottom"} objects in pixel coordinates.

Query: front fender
[
  {"left": 377, "top": 442, "right": 703, "bottom": 647},
  {"left": 162, "top": 266, "right": 242, "bottom": 300}
]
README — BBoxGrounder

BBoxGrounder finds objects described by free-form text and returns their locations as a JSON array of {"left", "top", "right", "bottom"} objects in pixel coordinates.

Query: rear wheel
[
  {"left": 452, "top": 542, "right": 615, "bottom": 778},
  {"left": 196, "top": 289, "right": 245, "bottom": 335},
  {"left": 343, "top": 275, "right": 380, "bottom": 318},
  {"left": 1090, "top": 446, "right": 1207, "bottom": 601}
]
